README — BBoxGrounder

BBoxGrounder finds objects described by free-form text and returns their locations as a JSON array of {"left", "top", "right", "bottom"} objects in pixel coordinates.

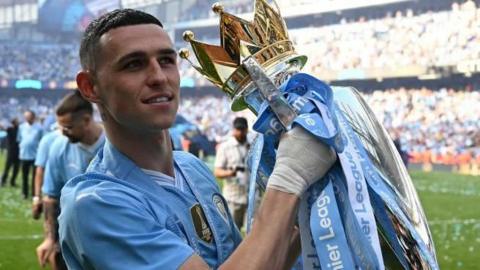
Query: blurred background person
[
  {"left": 17, "top": 110, "right": 43, "bottom": 199},
  {"left": 1, "top": 118, "right": 20, "bottom": 187},
  {"left": 31, "top": 124, "right": 62, "bottom": 219},
  {"left": 36, "top": 91, "right": 104, "bottom": 270},
  {"left": 214, "top": 117, "right": 250, "bottom": 230}
]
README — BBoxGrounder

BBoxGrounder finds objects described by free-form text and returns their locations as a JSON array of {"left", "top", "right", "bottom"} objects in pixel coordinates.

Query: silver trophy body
[{"left": 239, "top": 58, "right": 439, "bottom": 269}]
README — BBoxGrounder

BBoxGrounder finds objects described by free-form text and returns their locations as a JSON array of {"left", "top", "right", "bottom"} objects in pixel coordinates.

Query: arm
[
  {"left": 213, "top": 167, "right": 236, "bottom": 179},
  {"left": 36, "top": 196, "right": 60, "bottom": 267},
  {"left": 183, "top": 127, "right": 337, "bottom": 270},
  {"left": 32, "top": 166, "right": 44, "bottom": 220},
  {"left": 36, "top": 146, "right": 63, "bottom": 267}
]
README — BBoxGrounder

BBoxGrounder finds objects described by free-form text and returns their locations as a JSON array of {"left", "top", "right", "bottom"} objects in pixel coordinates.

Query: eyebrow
[{"left": 116, "top": 48, "right": 178, "bottom": 65}]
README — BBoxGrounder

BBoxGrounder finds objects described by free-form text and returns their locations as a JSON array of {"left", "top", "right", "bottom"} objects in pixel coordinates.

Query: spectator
[
  {"left": 1, "top": 118, "right": 20, "bottom": 187},
  {"left": 17, "top": 110, "right": 43, "bottom": 199},
  {"left": 214, "top": 117, "right": 250, "bottom": 230}
]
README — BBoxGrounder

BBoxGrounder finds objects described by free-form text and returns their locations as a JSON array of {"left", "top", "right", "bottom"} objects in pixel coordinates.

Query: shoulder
[
  {"left": 216, "top": 137, "right": 236, "bottom": 153},
  {"left": 60, "top": 173, "right": 148, "bottom": 223},
  {"left": 47, "top": 136, "right": 70, "bottom": 160},
  {"left": 174, "top": 151, "right": 216, "bottom": 181},
  {"left": 173, "top": 151, "right": 207, "bottom": 169},
  {"left": 40, "top": 131, "right": 59, "bottom": 145}
]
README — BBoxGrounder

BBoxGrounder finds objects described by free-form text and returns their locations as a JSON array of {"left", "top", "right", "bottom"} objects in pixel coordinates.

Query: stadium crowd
[
  {"left": 0, "top": 43, "right": 78, "bottom": 84},
  {"left": 0, "top": 1, "right": 478, "bottom": 169},
  {"left": 0, "top": 2, "right": 478, "bottom": 87},
  {"left": 179, "top": 1, "right": 480, "bottom": 86},
  {"left": 178, "top": 0, "right": 328, "bottom": 21},
  {"left": 364, "top": 87, "right": 480, "bottom": 166},
  {"left": 295, "top": 1, "right": 479, "bottom": 74},
  {"left": 1, "top": 87, "right": 479, "bottom": 168}
]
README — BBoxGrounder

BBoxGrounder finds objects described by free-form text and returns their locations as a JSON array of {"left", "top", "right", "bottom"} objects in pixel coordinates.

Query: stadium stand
[{"left": 0, "top": 0, "right": 479, "bottom": 173}]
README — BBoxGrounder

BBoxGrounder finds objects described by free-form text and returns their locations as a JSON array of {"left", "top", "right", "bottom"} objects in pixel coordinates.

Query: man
[
  {"left": 32, "top": 125, "right": 62, "bottom": 219},
  {"left": 1, "top": 118, "right": 20, "bottom": 187},
  {"left": 214, "top": 117, "right": 250, "bottom": 230},
  {"left": 36, "top": 91, "right": 105, "bottom": 270},
  {"left": 17, "top": 110, "right": 43, "bottom": 199},
  {"left": 59, "top": 9, "right": 336, "bottom": 269}
]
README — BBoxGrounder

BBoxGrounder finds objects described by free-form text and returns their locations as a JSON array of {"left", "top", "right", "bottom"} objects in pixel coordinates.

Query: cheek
[{"left": 98, "top": 83, "right": 135, "bottom": 115}]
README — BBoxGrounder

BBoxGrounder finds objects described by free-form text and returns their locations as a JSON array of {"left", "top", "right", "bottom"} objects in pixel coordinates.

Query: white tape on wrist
[{"left": 266, "top": 127, "right": 337, "bottom": 196}]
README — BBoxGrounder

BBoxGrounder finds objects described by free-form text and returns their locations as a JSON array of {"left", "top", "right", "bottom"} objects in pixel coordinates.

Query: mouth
[{"left": 142, "top": 94, "right": 174, "bottom": 104}]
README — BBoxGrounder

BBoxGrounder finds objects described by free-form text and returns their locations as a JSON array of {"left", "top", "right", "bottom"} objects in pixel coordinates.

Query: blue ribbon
[{"left": 245, "top": 72, "right": 438, "bottom": 270}]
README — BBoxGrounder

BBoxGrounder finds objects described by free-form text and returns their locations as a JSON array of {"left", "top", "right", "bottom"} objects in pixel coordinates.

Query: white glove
[{"left": 267, "top": 126, "right": 337, "bottom": 196}]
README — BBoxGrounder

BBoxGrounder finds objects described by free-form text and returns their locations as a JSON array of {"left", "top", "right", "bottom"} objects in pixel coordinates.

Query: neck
[
  {"left": 105, "top": 121, "right": 174, "bottom": 177},
  {"left": 81, "top": 123, "right": 103, "bottom": 146}
]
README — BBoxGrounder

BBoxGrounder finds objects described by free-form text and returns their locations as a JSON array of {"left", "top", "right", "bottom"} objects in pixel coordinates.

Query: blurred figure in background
[
  {"left": 36, "top": 91, "right": 104, "bottom": 270},
  {"left": 214, "top": 117, "right": 250, "bottom": 230},
  {"left": 31, "top": 124, "right": 62, "bottom": 220},
  {"left": 17, "top": 110, "right": 43, "bottom": 199},
  {"left": 1, "top": 118, "right": 20, "bottom": 187}
]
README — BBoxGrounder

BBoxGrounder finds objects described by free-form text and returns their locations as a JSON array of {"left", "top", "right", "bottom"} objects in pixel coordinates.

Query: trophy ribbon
[{"left": 242, "top": 58, "right": 438, "bottom": 269}]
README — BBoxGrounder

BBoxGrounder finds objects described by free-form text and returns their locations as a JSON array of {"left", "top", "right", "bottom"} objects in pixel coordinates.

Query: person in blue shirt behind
[
  {"left": 36, "top": 91, "right": 105, "bottom": 270},
  {"left": 59, "top": 9, "right": 337, "bottom": 270},
  {"left": 17, "top": 110, "right": 43, "bottom": 199},
  {"left": 32, "top": 125, "right": 62, "bottom": 219}
]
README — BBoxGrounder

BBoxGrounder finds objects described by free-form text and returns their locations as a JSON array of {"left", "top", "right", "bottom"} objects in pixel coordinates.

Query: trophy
[{"left": 180, "top": 0, "right": 439, "bottom": 269}]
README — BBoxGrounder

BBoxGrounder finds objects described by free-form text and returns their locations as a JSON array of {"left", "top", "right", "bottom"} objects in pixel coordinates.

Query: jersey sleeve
[
  {"left": 59, "top": 182, "right": 195, "bottom": 270},
  {"left": 42, "top": 142, "right": 64, "bottom": 198},
  {"left": 35, "top": 134, "right": 52, "bottom": 167}
]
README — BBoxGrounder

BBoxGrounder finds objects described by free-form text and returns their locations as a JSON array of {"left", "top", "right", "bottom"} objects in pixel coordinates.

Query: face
[
  {"left": 233, "top": 128, "right": 248, "bottom": 143},
  {"left": 90, "top": 24, "right": 180, "bottom": 135},
  {"left": 24, "top": 111, "right": 34, "bottom": 124},
  {"left": 57, "top": 113, "right": 87, "bottom": 143}
]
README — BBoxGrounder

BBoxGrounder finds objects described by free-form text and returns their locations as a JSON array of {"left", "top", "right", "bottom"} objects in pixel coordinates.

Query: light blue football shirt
[
  {"left": 17, "top": 122, "right": 43, "bottom": 160},
  {"left": 35, "top": 130, "right": 62, "bottom": 168},
  {"left": 42, "top": 132, "right": 105, "bottom": 198},
  {"left": 59, "top": 140, "right": 242, "bottom": 269}
]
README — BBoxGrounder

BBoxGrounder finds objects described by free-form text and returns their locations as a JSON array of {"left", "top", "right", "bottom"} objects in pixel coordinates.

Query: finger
[{"left": 36, "top": 248, "right": 45, "bottom": 266}]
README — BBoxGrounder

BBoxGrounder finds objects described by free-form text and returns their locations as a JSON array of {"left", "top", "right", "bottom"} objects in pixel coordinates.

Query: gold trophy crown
[{"left": 180, "top": 0, "right": 307, "bottom": 111}]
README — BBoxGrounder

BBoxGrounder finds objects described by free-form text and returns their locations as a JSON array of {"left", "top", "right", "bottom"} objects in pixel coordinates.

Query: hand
[
  {"left": 32, "top": 197, "right": 42, "bottom": 220},
  {"left": 36, "top": 238, "right": 56, "bottom": 267},
  {"left": 267, "top": 126, "right": 337, "bottom": 196},
  {"left": 227, "top": 168, "right": 237, "bottom": 177}
]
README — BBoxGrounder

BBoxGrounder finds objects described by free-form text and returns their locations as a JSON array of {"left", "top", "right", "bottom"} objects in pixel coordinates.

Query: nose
[{"left": 146, "top": 59, "right": 168, "bottom": 87}]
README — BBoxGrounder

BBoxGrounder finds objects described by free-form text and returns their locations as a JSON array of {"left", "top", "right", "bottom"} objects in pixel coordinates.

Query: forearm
[
  {"left": 34, "top": 167, "right": 44, "bottom": 198},
  {"left": 214, "top": 168, "right": 235, "bottom": 179},
  {"left": 43, "top": 196, "right": 60, "bottom": 241},
  {"left": 284, "top": 227, "right": 301, "bottom": 270},
  {"left": 220, "top": 189, "right": 299, "bottom": 270}
]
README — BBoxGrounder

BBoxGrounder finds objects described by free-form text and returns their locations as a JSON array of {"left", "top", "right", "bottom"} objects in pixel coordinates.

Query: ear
[{"left": 76, "top": 71, "right": 102, "bottom": 104}]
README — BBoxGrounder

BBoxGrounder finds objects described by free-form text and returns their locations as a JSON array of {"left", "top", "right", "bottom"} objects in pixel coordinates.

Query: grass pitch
[{"left": 0, "top": 152, "right": 479, "bottom": 269}]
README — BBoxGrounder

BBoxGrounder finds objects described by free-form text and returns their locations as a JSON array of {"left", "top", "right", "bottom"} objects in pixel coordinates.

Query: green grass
[{"left": 0, "top": 152, "right": 479, "bottom": 269}]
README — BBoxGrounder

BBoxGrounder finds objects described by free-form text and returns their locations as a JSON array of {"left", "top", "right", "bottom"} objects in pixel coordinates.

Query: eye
[
  {"left": 158, "top": 56, "right": 176, "bottom": 66},
  {"left": 123, "top": 59, "right": 144, "bottom": 70}
]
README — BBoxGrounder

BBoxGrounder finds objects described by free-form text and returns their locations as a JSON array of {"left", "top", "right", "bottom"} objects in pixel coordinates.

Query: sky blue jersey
[
  {"left": 34, "top": 130, "right": 62, "bottom": 168},
  {"left": 42, "top": 133, "right": 105, "bottom": 198},
  {"left": 59, "top": 140, "right": 242, "bottom": 270},
  {"left": 17, "top": 122, "right": 43, "bottom": 160}
]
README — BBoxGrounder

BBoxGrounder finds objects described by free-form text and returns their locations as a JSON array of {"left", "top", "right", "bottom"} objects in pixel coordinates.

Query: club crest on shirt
[
  {"left": 190, "top": 204, "right": 213, "bottom": 243},
  {"left": 213, "top": 194, "right": 229, "bottom": 223}
]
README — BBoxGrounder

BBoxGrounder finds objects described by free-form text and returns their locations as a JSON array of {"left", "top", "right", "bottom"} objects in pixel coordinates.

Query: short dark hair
[
  {"left": 79, "top": 9, "right": 163, "bottom": 71},
  {"left": 233, "top": 117, "right": 248, "bottom": 130},
  {"left": 56, "top": 91, "right": 93, "bottom": 117}
]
